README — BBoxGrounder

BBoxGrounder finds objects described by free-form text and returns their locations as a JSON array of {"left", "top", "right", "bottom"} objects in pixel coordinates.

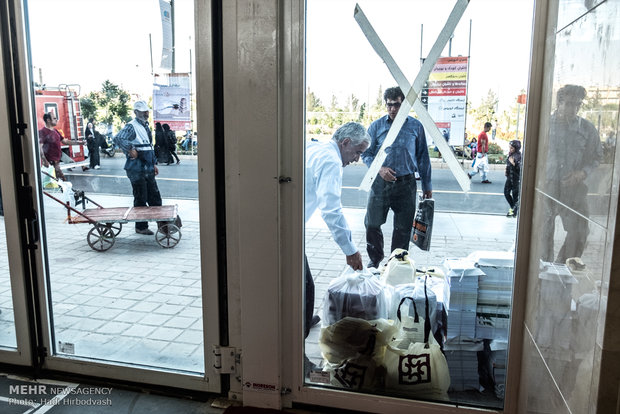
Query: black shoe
[
  {"left": 367, "top": 261, "right": 380, "bottom": 269},
  {"left": 467, "top": 173, "right": 472, "bottom": 179},
  {"left": 135, "top": 228, "right": 154, "bottom": 235},
  {"left": 481, "top": 180, "right": 492, "bottom": 184},
  {"left": 310, "top": 315, "right": 321, "bottom": 328},
  {"left": 82, "top": 166, "right": 89, "bottom": 171}
]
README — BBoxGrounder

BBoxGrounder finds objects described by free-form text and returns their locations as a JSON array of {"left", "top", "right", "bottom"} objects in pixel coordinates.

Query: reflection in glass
[{"left": 541, "top": 85, "right": 602, "bottom": 264}]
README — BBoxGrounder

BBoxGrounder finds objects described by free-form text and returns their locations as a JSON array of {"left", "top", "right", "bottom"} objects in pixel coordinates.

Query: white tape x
[{"left": 354, "top": 0, "right": 471, "bottom": 193}]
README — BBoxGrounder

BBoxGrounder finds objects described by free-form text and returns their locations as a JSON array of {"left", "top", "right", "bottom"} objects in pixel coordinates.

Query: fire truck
[{"left": 35, "top": 84, "right": 87, "bottom": 167}]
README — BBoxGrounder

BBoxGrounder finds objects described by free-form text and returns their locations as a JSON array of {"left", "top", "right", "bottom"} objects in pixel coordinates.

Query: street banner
[
  {"left": 159, "top": 0, "right": 173, "bottom": 70},
  {"left": 153, "top": 84, "right": 191, "bottom": 131},
  {"left": 421, "top": 56, "right": 468, "bottom": 147}
]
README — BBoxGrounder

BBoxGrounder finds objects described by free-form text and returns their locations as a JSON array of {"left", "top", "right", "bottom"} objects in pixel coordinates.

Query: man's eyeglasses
[{"left": 386, "top": 102, "right": 401, "bottom": 108}]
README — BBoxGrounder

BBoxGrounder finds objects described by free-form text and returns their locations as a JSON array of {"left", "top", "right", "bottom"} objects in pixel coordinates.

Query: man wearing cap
[{"left": 114, "top": 101, "right": 162, "bottom": 235}]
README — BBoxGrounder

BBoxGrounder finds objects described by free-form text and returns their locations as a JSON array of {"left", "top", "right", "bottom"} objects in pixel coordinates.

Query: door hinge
[
  {"left": 213, "top": 345, "right": 240, "bottom": 374},
  {"left": 16, "top": 122, "right": 27, "bottom": 136},
  {"left": 37, "top": 345, "right": 47, "bottom": 361},
  {"left": 278, "top": 176, "right": 292, "bottom": 183}
]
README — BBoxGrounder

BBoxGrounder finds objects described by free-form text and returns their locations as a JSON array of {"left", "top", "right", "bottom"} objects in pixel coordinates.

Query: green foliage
[
  {"left": 80, "top": 80, "right": 132, "bottom": 132},
  {"left": 306, "top": 89, "right": 323, "bottom": 111},
  {"left": 470, "top": 89, "right": 498, "bottom": 129},
  {"left": 488, "top": 142, "right": 503, "bottom": 154}
]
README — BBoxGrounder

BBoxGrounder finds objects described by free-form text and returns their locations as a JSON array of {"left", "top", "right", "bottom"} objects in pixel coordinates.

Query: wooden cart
[{"left": 43, "top": 178, "right": 182, "bottom": 252}]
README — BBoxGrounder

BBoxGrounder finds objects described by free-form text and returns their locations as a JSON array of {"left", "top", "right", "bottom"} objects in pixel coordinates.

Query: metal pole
[
  {"left": 420, "top": 24, "right": 424, "bottom": 66},
  {"left": 149, "top": 33, "right": 154, "bottom": 76},
  {"left": 462, "top": 19, "right": 472, "bottom": 165},
  {"left": 515, "top": 102, "right": 520, "bottom": 139},
  {"left": 170, "top": 0, "right": 175, "bottom": 73}
]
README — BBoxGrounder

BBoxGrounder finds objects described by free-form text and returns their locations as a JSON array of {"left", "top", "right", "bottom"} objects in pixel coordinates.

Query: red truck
[{"left": 35, "top": 84, "right": 87, "bottom": 164}]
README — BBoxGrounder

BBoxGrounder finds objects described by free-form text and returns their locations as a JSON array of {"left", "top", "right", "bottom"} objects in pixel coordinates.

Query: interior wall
[{"left": 519, "top": 0, "right": 620, "bottom": 413}]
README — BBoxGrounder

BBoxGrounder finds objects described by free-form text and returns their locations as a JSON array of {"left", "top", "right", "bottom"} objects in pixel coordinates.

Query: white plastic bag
[
  {"left": 381, "top": 249, "right": 415, "bottom": 286},
  {"left": 41, "top": 165, "right": 58, "bottom": 189},
  {"left": 391, "top": 276, "right": 438, "bottom": 333},
  {"left": 323, "top": 267, "right": 391, "bottom": 326}
]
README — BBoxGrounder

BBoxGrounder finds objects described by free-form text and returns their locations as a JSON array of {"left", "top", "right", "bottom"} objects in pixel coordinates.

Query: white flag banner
[{"left": 160, "top": 0, "right": 173, "bottom": 70}]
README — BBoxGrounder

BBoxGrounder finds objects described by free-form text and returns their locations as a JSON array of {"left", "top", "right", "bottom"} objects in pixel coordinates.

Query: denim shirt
[
  {"left": 114, "top": 119, "right": 157, "bottom": 175},
  {"left": 362, "top": 115, "right": 432, "bottom": 192}
]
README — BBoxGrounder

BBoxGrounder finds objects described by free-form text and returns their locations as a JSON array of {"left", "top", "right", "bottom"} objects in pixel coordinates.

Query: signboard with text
[{"left": 420, "top": 56, "right": 468, "bottom": 147}]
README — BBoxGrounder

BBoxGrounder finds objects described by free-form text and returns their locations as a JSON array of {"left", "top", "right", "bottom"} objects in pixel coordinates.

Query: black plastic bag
[{"left": 411, "top": 197, "right": 434, "bottom": 251}]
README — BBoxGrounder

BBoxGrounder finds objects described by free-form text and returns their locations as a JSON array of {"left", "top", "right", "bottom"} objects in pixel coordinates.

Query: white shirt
[{"left": 305, "top": 140, "right": 357, "bottom": 256}]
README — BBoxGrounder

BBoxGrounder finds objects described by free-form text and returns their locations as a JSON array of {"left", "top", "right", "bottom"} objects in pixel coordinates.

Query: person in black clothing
[
  {"left": 154, "top": 122, "right": 170, "bottom": 165},
  {"left": 84, "top": 122, "right": 100, "bottom": 169},
  {"left": 504, "top": 139, "right": 522, "bottom": 217},
  {"left": 163, "top": 123, "right": 180, "bottom": 164}
]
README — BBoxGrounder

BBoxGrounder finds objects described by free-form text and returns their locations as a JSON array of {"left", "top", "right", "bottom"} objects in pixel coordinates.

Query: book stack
[
  {"left": 443, "top": 259, "right": 484, "bottom": 340},
  {"left": 490, "top": 340, "right": 508, "bottom": 398},
  {"left": 443, "top": 338, "right": 484, "bottom": 391},
  {"left": 466, "top": 251, "right": 514, "bottom": 341}
]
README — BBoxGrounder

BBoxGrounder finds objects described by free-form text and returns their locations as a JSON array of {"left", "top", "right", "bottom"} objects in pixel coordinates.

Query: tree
[
  {"left": 80, "top": 80, "right": 132, "bottom": 132},
  {"left": 470, "top": 89, "right": 498, "bottom": 128},
  {"left": 306, "top": 88, "right": 323, "bottom": 112},
  {"left": 329, "top": 95, "right": 339, "bottom": 112}
]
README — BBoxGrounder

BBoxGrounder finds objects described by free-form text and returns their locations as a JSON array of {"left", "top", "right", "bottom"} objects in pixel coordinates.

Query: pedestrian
[
  {"left": 504, "top": 139, "right": 522, "bottom": 217},
  {"left": 361, "top": 86, "right": 433, "bottom": 269},
  {"left": 114, "top": 101, "right": 162, "bottom": 235},
  {"left": 163, "top": 123, "right": 180, "bottom": 164},
  {"left": 84, "top": 122, "right": 101, "bottom": 169},
  {"left": 468, "top": 122, "right": 492, "bottom": 183},
  {"left": 304, "top": 122, "right": 368, "bottom": 372},
  {"left": 39, "top": 112, "right": 87, "bottom": 180},
  {"left": 154, "top": 122, "right": 169, "bottom": 165},
  {"left": 542, "top": 84, "right": 602, "bottom": 263}
]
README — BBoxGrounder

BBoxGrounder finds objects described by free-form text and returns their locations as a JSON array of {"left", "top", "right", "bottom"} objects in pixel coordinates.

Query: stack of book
[
  {"left": 443, "top": 337, "right": 484, "bottom": 391},
  {"left": 443, "top": 259, "right": 484, "bottom": 340}
]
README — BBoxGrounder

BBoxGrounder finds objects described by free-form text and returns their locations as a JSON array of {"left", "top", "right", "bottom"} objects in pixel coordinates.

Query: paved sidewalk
[{"left": 0, "top": 191, "right": 518, "bottom": 374}]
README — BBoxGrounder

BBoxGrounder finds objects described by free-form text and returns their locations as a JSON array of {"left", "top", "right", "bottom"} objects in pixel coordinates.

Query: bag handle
[
  {"left": 396, "top": 296, "right": 419, "bottom": 324},
  {"left": 423, "top": 275, "right": 432, "bottom": 344}
]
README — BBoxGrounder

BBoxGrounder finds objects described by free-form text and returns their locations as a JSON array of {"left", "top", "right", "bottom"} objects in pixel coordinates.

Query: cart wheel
[
  {"left": 105, "top": 222, "right": 123, "bottom": 236},
  {"left": 155, "top": 223, "right": 182, "bottom": 248},
  {"left": 87, "top": 224, "right": 116, "bottom": 252}
]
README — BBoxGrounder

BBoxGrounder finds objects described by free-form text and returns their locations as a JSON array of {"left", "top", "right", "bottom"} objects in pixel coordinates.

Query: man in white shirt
[{"left": 304, "top": 122, "right": 369, "bottom": 338}]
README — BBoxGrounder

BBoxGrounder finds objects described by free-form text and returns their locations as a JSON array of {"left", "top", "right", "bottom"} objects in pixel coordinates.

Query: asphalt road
[{"left": 63, "top": 155, "right": 512, "bottom": 215}]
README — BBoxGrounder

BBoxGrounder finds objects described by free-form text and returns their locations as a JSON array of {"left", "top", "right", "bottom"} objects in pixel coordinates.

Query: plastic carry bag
[
  {"left": 383, "top": 278, "right": 450, "bottom": 397},
  {"left": 381, "top": 249, "right": 416, "bottom": 286},
  {"left": 319, "top": 317, "right": 397, "bottom": 364},
  {"left": 473, "top": 152, "right": 490, "bottom": 172},
  {"left": 41, "top": 165, "right": 58, "bottom": 189},
  {"left": 323, "top": 267, "right": 391, "bottom": 326},
  {"left": 411, "top": 196, "right": 434, "bottom": 251},
  {"left": 391, "top": 276, "right": 438, "bottom": 333}
]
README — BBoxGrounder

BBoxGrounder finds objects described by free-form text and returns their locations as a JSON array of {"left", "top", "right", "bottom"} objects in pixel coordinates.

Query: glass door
[
  {"left": 296, "top": 0, "right": 534, "bottom": 411},
  {"left": 0, "top": 0, "right": 220, "bottom": 392}
]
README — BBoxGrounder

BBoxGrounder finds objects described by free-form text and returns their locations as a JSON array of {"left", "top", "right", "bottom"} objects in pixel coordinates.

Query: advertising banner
[
  {"left": 420, "top": 56, "right": 468, "bottom": 146},
  {"left": 153, "top": 84, "right": 191, "bottom": 131}
]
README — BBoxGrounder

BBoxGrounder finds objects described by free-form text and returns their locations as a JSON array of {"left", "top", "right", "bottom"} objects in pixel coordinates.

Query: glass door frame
[
  {"left": 0, "top": 0, "right": 221, "bottom": 393},
  {"left": 278, "top": 0, "right": 547, "bottom": 412},
  {"left": 0, "top": 0, "right": 35, "bottom": 367}
]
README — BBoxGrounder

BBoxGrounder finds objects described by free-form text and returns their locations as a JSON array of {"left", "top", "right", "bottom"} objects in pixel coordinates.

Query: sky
[{"left": 26, "top": 0, "right": 537, "bottom": 115}]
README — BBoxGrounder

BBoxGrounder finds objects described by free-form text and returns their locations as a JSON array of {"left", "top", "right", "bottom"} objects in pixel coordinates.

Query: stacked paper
[
  {"left": 476, "top": 305, "right": 511, "bottom": 340},
  {"left": 490, "top": 340, "right": 508, "bottom": 398},
  {"left": 443, "top": 259, "right": 484, "bottom": 340},
  {"left": 444, "top": 338, "right": 484, "bottom": 392},
  {"left": 467, "top": 251, "right": 514, "bottom": 306}
]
